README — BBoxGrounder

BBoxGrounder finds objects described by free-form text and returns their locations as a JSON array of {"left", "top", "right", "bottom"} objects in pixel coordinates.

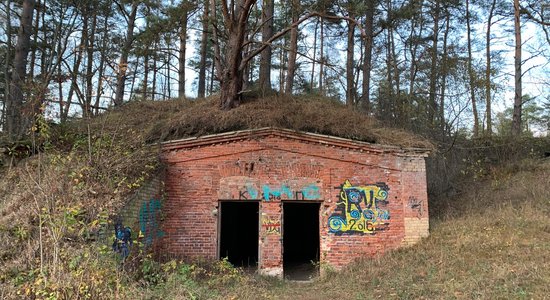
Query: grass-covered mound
[
  {"left": 4, "top": 95, "right": 547, "bottom": 299},
  {"left": 0, "top": 95, "right": 431, "bottom": 299},
  {"left": 85, "top": 95, "right": 433, "bottom": 149}
]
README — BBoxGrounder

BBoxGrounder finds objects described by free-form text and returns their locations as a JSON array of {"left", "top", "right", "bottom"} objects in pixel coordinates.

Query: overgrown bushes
[{"left": 427, "top": 135, "right": 550, "bottom": 219}]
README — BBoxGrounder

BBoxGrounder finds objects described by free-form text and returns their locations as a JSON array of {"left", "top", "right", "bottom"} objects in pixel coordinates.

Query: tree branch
[
  {"left": 240, "top": 11, "right": 367, "bottom": 71},
  {"left": 521, "top": 4, "right": 550, "bottom": 26},
  {"left": 209, "top": 0, "right": 224, "bottom": 81},
  {"left": 220, "top": 0, "right": 231, "bottom": 28}
]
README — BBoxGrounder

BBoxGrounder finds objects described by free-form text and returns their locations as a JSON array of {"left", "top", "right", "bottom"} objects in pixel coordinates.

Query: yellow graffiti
[
  {"left": 328, "top": 180, "right": 390, "bottom": 235},
  {"left": 262, "top": 216, "right": 281, "bottom": 235}
]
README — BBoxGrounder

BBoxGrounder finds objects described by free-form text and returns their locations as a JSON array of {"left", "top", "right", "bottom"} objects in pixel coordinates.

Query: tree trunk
[
  {"left": 407, "top": 1, "right": 423, "bottom": 97},
  {"left": 64, "top": 40, "right": 83, "bottom": 122},
  {"left": 114, "top": 1, "right": 139, "bottom": 106},
  {"left": 385, "top": 30, "right": 393, "bottom": 97},
  {"left": 6, "top": 0, "right": 35, "bottom": 140},
  {"left": 258, "top": 0, "right": 274, "bottom": 94},
  {"left": 219, "top": 32, "right": 246, "bottom": 110},
  {"left": 3, "top": 0, "right": 12, "bottom": 129},
  {"left": 57, "top": 56, "right": 63, "bottom": 118},
  {"left": 198, "top": 1, "right": 209, "bottom": 98},
  {"left": 440, "top": 8, "right": 451, "bottom": 132},
  {"left": 53, "top": 9, "right": 67, "bottom": 117},
  {"left": 385, "top": 0, "right": 399, "bottom": 105},
  {"left": 361, "top": 0, "right": 374, "bottom": 112},
  {"left": 85, "top": 11, "right": 97, "bottom": 117},
  {"left": 52, "top": 9, "right": 70, "bottom": 117},
  {"left": 512, "top": 0, "right": 522, "bottom": 135},
  {"left": 166, "top": 52, "right": 171, "bottom": 99},
  {"left": 319, "top": 18, "right": 324, "bottom": 93},
  {"left": 152, "top": 41, "right": 158, "bottom": 101},
  {"left": 279, "top": 37, "right": 285, "bottom": 91},
  {"left": 209, "top": 59, "right": 215, "bottom": 95},
  {"left": 211, "top": 0, "right": 256, "bottom": 110},
  {"left": 178, "top": 9, "right": 188, "bottom": 98},
  {"left": 466, "top": 0, "right": 479, "bottom": 136},
  {"left": 29, "top": 0, "right": 40, "bottom": 81},
  {"left": 76, "top": 12, "right": 90, "bottom": 112},
  {"left": 428, "top": 0, "right": 440, "bottom": 126},
  {"left": 346, "top": 17, "right": 355, "bottom": 106},
  {"left": 212, "top": 0, "right": 317, "bottom": 109},
  {"left": 310, "top": 19, "right": 318, "bottom": 91},
  {"left": 390, "top": 25, "right": 400, "bottom": 96},
  {"left": 129, "top": 56, "right": 138, "bottom": 101},
  {"left": 485, "top": 0, "right": 496, "bottom": 136},
  {"left": 243, "top": 31, "right": 252, "bottom": 89},
  {"left": 284, "top": 0, "right": 299, "bottom": 95},
  {"left": 247, "top": 55, "right": 255, "bottom": 87},
  {"left": 143, "top": 48, "right": 149, "bottom": 100},
  {"left": 94, "top": 15, "right": 109, "bottom": 115},
  {"left": 382, "top": 0, "right": 396, "bottom": 120},
  {"left": 39, "top": 0, "right": 46, "bottom": 76}
]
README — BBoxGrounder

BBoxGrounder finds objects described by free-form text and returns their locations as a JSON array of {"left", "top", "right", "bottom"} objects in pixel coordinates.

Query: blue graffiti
[
  {"left": 112, "top": 223, "right": 132, "bottom": 261},
  {"left": 238, "top": 183, "right": 322, "bottom": 201},
  {"left": 246, "top": 182, "right": 259, "bottom": 199},
  {"left": 301, "top": 184, "right": 321, "bottom": 200},
  {"left": 262, "top": 184, "right": 293, "bottom": 201},
  {"left": 139, "top": 198, "right": 165, "bottom": 246},
  {"left": 328, "top": 216, "right": 346, "bottom": 233}
]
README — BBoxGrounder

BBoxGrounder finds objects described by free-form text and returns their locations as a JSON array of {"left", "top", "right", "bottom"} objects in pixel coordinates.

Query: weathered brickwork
[
  {"left": 403, "top": 218, "right": 430, "bottom": 246},
  {"left": 119, "top": 176, "right": 166, "bottom": 251},
  {"left": 157, "top": 128, "right": 430, "bottom": 275}
]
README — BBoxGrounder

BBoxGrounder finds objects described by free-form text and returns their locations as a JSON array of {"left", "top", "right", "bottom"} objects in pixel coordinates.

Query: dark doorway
[
  {"left": 283, "top": 202, "right": 320, "bottom": 280},
  {"left": 219, "top": 201, "right": 259, "bottom": 268}
]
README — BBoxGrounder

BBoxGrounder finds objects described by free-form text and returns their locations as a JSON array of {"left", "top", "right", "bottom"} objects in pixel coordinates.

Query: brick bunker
[{"left": 158, "top": 127, "right": 430, "bottom": 278}]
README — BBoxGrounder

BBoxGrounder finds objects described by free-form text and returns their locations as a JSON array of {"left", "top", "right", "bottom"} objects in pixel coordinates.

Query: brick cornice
[{"left": 160, "top": 127, "right": 430, "bottom": 156}]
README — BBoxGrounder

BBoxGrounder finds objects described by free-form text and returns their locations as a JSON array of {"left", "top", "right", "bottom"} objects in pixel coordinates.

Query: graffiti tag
[
  {"left": 408, "top": 196, "right": 423, "bottom": 218},
  {"left": 262, "top": 216, "right": 281, "bottom": 235},
  {"left": 238, "top": 183, "right": 321, "bottom": 201},
  {"left": 328, "top": 180, "right": 390, "bottom": 235},
  {"left": 139, "top": 198, "right": 165, "bottom": 246}
]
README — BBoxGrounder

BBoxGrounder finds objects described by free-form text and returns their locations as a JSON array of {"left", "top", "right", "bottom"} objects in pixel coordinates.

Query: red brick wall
[
  {"left": 159, "top": 132, "right": 429, "bottom": 274},
  {"left": 119, "top": 176, "right": 164, "bottom": 250}
]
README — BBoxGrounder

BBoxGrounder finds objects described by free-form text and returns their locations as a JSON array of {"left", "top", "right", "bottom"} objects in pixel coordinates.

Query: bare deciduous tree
[
  {"left": 114, "top": 0, "right": 139, "bottom": 106},
  {"left": 6, "top": 0, "right": 35, "bottom": 140}
]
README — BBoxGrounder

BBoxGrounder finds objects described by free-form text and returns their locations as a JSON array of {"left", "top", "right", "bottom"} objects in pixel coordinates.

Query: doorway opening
[
  {"left": 219, "top": 201, "right": 259, "bottom": 268},
  {"left": 283, "top": 202, "right": 320, "bottom": 280}
]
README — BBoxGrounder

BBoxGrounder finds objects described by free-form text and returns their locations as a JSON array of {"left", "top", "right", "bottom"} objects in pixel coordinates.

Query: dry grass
[{"left": 84, "top": 95, "right": 433, "bottom": 149}]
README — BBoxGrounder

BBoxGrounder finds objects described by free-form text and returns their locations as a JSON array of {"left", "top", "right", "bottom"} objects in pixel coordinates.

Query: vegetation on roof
[{"left": 84, "top": 95, "right": 434, "bottom": 150}]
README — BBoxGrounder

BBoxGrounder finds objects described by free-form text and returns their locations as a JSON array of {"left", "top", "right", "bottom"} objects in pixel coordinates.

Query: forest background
[{"left": 0, "top": 0, "right": 549, "bottom": 140}]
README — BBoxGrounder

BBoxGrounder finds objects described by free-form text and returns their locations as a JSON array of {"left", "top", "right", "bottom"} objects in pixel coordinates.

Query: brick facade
[
  {"left": 156, "top": 128, "right": 429, "bottom": 277},
  {"left": 121, "top": 176, "right": 165, "bottom": 248}
]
